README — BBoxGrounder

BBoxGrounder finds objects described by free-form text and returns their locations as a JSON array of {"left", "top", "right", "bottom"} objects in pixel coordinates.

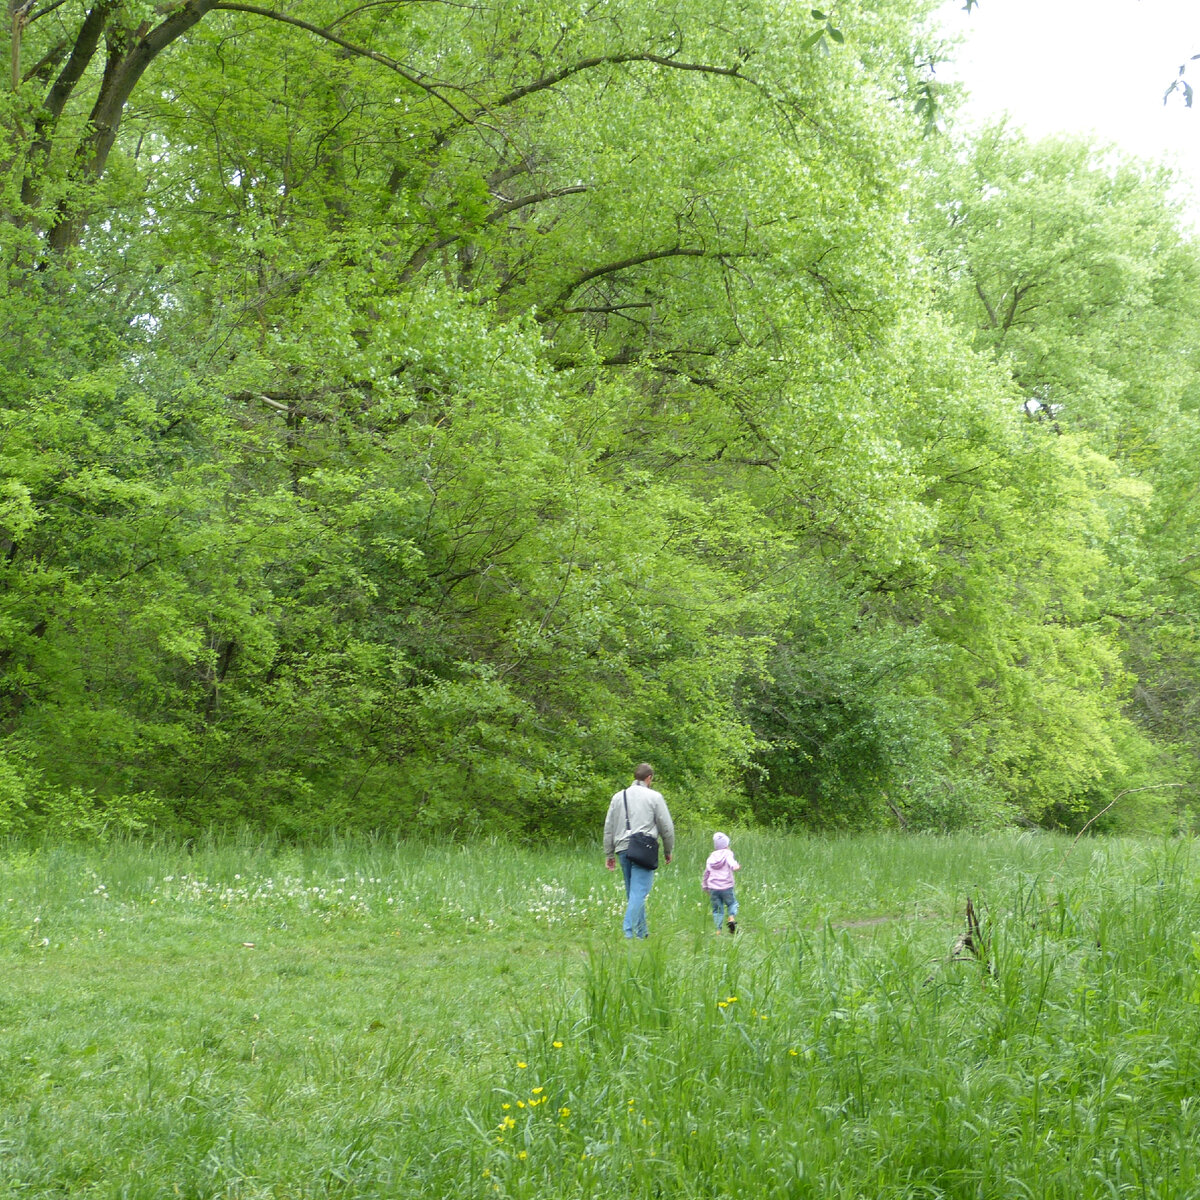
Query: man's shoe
[{"left": 727, "top": 918, "right": 736, "bottom": 936}]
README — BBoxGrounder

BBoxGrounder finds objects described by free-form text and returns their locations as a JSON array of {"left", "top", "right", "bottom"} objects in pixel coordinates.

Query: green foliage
[
  {"left": 919, "top": 125, "right": 1200, "bottom": 824},
  {"left": 1, "top": 1, "right": 1198, "bottom": 835},
  {"left": 0, "top": 746, "right": 31, "bottom": 835}
]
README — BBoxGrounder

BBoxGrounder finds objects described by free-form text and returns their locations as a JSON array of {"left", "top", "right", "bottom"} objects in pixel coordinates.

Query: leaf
[{"left": 826, "top": 24, "right": 844, "bottom": 44}]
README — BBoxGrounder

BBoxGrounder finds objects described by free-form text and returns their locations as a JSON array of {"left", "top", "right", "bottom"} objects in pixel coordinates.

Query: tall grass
[{"left": 3, "top": 832, "right": 1200, "bottom": 1197}]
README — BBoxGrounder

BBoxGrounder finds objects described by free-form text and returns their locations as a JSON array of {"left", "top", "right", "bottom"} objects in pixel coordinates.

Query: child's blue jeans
[{"left": 709, "top": 888, "right": 738, "bottom": 929}]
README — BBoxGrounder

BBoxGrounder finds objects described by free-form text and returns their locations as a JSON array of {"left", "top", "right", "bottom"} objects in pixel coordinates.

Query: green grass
[{"left": 4, "top": 831, "right": 1200, "bottom": 1197}]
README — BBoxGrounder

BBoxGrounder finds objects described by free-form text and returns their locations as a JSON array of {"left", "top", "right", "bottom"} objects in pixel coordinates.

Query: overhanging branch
[
  {"left": 212, "top": 2, "right": 476, "bottom": 125},
  {"left": 490, "top": 52, "right": 755, "bottom": 112},
  {"left": 544, "top": 247, "right": 707, "bottom": 314}
]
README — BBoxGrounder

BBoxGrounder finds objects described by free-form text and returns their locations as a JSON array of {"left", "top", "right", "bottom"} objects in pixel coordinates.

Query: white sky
[{"left": 935, "top": 0, "right": 1200, "bottom": 213}]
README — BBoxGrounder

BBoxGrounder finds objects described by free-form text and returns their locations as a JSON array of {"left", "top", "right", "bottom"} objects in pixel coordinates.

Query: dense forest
[{"left": 1, "top": 0, "right": 1198, "bottom": 838}]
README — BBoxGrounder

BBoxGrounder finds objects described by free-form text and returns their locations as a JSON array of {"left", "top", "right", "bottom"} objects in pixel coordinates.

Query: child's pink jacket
[{"left": 701, "top": 848, "right": 740, "bottom": 892}]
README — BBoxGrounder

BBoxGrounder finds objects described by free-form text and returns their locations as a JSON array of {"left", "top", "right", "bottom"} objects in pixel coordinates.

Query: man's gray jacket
[{"left": 603, "top": 781, "right": 675, "bottom": 858}]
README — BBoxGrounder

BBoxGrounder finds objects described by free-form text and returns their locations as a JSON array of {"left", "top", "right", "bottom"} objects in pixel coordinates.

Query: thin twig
[{"left": 1057, "top": 783, "right": 1186, "bottom": 871}]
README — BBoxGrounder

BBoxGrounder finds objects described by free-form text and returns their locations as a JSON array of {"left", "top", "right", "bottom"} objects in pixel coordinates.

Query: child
[{"left": 701, "top": 831, "right": 740, "bottom": 934}]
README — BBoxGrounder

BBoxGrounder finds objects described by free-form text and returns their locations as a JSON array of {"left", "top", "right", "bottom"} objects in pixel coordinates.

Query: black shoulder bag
[{"left": 622, "top": 789, "right": 659, "bottom": 870}]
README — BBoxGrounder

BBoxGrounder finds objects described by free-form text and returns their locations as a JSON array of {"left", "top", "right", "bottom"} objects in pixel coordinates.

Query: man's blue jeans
[{"left": 617, "top": 850, "right": 654, "bottom": 938}]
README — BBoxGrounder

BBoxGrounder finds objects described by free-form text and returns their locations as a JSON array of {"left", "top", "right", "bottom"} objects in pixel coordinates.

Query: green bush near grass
[{"left": 3, "top": 832, "right": 1200, "bottom": 1198}]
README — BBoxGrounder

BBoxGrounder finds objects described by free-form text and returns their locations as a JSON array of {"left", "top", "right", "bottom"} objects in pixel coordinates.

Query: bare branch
[
  {"left": 487, "top": 184, "right": 587, "bottom": 221},
  {"left": 545, "top": 246, "right": 707, "bottom": 314},
  {"left": 28, "top": 0, "right": 70, "bottom": 20},
  {"left": 973, "top": 278, "right": 999, "bottom": 328},
  {"left": 1001, "top": 283, "right": 1029, "bottom": 332},
  {"left": 1058, "top": 783, "right": 1185, "bottom": 869},
  {"left": 560, "top": 301, "right": 655, "bottom": 315},
  {"left": 490, "top": 52, "right": 753, "bottom": 113}
]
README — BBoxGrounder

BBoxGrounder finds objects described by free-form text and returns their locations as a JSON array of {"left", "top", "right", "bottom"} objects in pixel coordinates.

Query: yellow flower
[
  {"left": 516, "top": 1061, "right": 527, "bottom": 1069},
  {"left": 559, "top": 1107, "right": 571, "bottom": 1118},
  {"left": 517, "top": 1150, "right": 527, "bottom": 1160},
  {"left": 718, "top": 1001, "right": 728, "bottom": 1009},
  {"left": 532, "top": 1087, "right": 544, "bottom": 1095},
  {"left": 517, "top": 1100, "right": 526, "bottom": 1108},
  {"left": 501, "top": 1103, "right": 511, "bottom": 1110},
  {"left": 789, "top": 1048, "right": 798, "bottom": 1057},
  {"left": 552, "top": 1040, "right": 563, "bottom": 1048}
]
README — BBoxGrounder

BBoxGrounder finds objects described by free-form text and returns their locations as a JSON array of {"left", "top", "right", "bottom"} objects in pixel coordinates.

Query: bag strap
[{"left": 622, "top": 789, "right": 630, "bottom": 831}]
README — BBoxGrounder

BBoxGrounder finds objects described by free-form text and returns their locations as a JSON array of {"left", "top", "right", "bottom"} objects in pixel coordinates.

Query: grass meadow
[{"left": 5, "top": 830, "right": 1200, "bottom": 1198}]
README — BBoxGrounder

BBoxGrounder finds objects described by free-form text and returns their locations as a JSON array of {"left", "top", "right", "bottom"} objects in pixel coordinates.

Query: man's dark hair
[{"left": 634, "top": 763, "right": 654, "bottom": 782}]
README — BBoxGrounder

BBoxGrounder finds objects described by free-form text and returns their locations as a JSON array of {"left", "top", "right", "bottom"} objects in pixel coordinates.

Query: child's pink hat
[{"left": 713, "top": 832, "right": 730, "bottom": 850}]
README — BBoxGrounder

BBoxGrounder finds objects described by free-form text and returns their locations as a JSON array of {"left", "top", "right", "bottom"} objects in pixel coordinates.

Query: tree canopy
[{"left": 2, "top": 1, "right": 1198, "bottom": 838}]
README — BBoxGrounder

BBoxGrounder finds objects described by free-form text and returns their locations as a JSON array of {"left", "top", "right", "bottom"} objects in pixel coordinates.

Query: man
[{"left": 603, "top": 763, "right": 674, "bottom": 939}]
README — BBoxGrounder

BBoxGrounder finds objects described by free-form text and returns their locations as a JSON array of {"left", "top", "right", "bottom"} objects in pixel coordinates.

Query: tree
[
  {"left": 3, "top": 0, "right": 969, "bottom": 833},
  {"left": 918, "top": 125, "right": 1200, "bottom": 828},
  {"left": 8, "top": 2, "right": 1187, "bottom": 837}
]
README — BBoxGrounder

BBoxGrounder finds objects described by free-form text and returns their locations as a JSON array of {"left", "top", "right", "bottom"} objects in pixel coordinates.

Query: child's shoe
[{"left": 727, "top": 918, "right": 736, "bottom": 936}]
